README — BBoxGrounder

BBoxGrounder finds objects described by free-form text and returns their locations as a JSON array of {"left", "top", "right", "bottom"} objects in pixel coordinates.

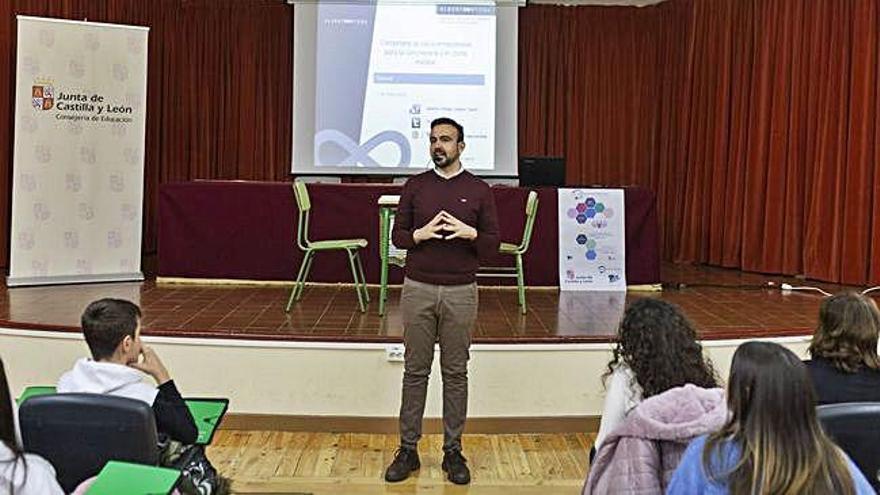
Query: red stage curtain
[
  {"left": 519, "top": 0, "right": 880, "bottom": 286},
  {"left": 671, "top": 0, "right": 880, "bottom": 285},
  {"left": 0, "top": 0, "right": 292, "bottom": 267},
  {"left": 518, "top": 2, "right": 692, "bottom": 264},
  {"left": 3, "top": 0, "right": 880, "bottom": 285}
]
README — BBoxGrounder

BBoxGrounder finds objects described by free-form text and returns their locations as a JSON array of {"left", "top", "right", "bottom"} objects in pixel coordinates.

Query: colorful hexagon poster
[{"left": 557, "top": 189, "right": 626, "bottom": 290}]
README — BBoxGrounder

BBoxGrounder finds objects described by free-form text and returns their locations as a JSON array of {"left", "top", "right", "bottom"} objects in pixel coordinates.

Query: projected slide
[{"left": 314, "top": 3, "right": 496, "bottom": 170}]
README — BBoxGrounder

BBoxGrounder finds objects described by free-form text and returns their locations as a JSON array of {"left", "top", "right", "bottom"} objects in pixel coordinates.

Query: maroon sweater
[{"left": 392, "top": 170, "right": 500, "bottom": 285}]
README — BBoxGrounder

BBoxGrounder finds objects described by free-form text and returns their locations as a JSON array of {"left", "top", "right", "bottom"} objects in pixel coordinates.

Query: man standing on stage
[{"left": 384, "top": 117, "right": 499, "bottom": 485}]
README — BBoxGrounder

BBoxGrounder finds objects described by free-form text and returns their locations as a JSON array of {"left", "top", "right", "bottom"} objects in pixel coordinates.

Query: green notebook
[
  {"left": 16, "top": 385, "right": 56, "bottom": 405},
  {"left": 86, "top": 461, "right": 180, "bottom": 495},
  {"left": 184, "top": 398, "right": 229, "bottom": 445}
]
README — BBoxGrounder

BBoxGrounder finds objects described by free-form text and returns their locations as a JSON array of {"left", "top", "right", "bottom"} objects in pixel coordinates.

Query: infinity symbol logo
[{"left": 315, "top": 129, "right": 411, "bottom": 167}]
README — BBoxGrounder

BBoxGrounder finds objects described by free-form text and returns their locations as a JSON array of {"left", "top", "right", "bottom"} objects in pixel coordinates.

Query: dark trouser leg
[
  {"left": 399, "top": 278, "right": 439, "bottom": 450},
  {"left": 437, "top": 282, "right": 478, "bottom": 453}
]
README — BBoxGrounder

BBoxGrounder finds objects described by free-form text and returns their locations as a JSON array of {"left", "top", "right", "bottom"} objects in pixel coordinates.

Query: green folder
[
  {"left": 16, "top": 385, "right": 56, "bottom": 405},
  {"left": 86, "top": 461, "right": 180, "bottom": 495},
  {"left": 184, "top": 398, "right": 229, "bottom": 445}
]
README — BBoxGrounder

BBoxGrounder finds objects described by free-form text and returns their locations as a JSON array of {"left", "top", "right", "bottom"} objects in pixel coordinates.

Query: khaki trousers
[{"left": 398, "top": 277, "right": 478, "bottom": 453}]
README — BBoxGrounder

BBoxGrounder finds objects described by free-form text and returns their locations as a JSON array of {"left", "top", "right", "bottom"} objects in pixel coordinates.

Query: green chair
[
  {"left": 286, "top": 181, "right": 370, "bottom": 313},
  {"left": 479, "top": 190, "right": 539, "bottom": 314}
]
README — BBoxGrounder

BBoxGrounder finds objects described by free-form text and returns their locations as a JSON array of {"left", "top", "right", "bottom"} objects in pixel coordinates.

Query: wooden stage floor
[
  {"left": 0, "top": 264, "right": 859, "bottom": 343},
  {"left": 207, "top": 430, "right": 592, "bottom": 494}
]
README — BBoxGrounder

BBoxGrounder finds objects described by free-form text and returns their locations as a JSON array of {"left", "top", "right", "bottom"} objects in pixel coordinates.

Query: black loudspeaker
[{"left": 518, "top": 156, "right": 565, "bottom": 187}]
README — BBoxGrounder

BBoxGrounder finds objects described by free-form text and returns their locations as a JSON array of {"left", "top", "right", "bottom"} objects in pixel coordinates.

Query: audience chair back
[
  {"left": 20, "top": 393, "right": 160, "bottom": 493},
  {"left": 817, "top": 402, "right": 880, "bottom": 491}
]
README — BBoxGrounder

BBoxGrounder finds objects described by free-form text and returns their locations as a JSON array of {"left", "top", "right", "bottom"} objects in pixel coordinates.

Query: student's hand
[
  {"left": 439, "top": 212, "right": 477, "bottom": 241},
  {"left": 130, "top": 346, "right": 172, "bottom": 385},
  {"left": 413, "top": 211, "right": 448, "bottom": 244}
]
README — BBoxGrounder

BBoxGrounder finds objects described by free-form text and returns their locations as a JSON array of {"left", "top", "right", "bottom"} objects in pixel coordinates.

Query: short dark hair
[
  {"left": 81, "top": 298, "right": 142, "bottom": 360},
  {"left": 430, "top": 117, "right": 464, "bottom": 143}
]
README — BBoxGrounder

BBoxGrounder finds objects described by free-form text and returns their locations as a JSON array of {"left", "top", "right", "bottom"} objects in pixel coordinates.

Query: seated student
[
  {"left": 583, "top": 383, "right": 726, "bottom": 494},
  {"left": 594, "top": 299, "right": 718, "bottom": 453},
  {"left": 804, "top": 292, "right": 880, "bottom": 404},
  {"left": 57, "top": 298, "right": 226, "bottom": 495},
  {"left": 0, "top": 357, "right": 64, "bottom": 495},
  {"left": 57, "top": 298, "right": 197, "bottom": 444},
  {"left": 668, "top": 341, "right": 874, "bottom": 494}
]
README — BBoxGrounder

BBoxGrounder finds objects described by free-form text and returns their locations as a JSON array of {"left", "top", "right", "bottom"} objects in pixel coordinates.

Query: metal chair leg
[
  {"left": 295, "top": 251, "right": 315, "bottom": 301},
  {"left": 516, "top": 254, "right": 526, "bottom": 314},
  {"left": 285, "top": 285, "right": 297, "bottom": 313},
  {"left": 354, "top": 251, "right": 370, "bottom": 303},
  {"left": 287, "top": 250, "right": 313, "bottom": 312},
  {"left": 347, "top": 249, "right": 366, "bottom": 313}
]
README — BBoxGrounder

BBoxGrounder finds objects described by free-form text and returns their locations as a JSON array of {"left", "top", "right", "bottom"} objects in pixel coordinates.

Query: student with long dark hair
[
  {"left": 0, "top": 357, "right": 63, "bottom": 495},
  {"left": 668, "top": 341, "right": 874, "bottom": 494},
  {"left": 805, "top": 292, "right": 880, "bottom": 404},
  {"left": 594, "top": 298, "right": 718, "bottom": 451}
]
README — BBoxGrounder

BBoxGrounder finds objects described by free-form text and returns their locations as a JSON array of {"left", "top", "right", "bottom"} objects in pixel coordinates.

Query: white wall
[{"left": 0, "top": 327, "right": 811, "bottom": 417}]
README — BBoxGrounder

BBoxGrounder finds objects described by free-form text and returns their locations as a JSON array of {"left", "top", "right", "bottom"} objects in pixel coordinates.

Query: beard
[{"left": 432, "top": 151, "right": 458, "bottom": 168}]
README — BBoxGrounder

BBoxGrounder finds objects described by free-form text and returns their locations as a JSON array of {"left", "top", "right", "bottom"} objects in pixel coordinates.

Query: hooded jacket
[
  {"left": 583, "top": 384, "right": 727, "bottom": 495},
  {"left": 57, "top": 358, "right": 197, "bottom": 444},
  {"left": 58, "top": 358, "right": 158, "bottom": 404}
]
